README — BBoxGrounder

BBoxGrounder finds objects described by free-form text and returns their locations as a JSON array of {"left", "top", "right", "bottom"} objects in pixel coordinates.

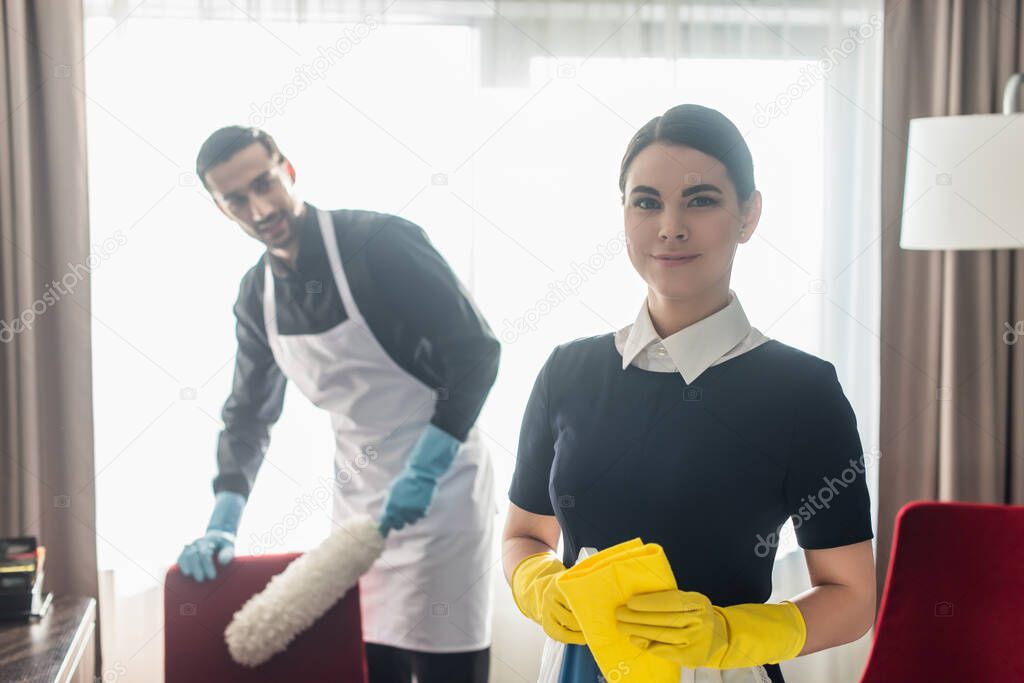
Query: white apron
[{"left": 262, "top": 207, "right": 497, "bottom": 652}]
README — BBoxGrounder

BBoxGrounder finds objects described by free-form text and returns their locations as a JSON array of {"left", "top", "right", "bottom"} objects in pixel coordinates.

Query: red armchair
[
  {"left": 165, "top": 552, "right": 367, "bottom": 682},
  {"left": 859, "top": 501, "right": 1024, "bottom": 681}
]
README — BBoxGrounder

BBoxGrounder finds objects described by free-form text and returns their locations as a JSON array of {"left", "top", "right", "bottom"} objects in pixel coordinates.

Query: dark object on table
[{"left": 0, "top": 537, "right": 53, "bottom": 621}]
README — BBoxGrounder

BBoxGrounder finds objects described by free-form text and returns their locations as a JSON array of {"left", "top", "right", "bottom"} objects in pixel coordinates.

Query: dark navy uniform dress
[{"left": 509, "top": 292, "right": 874, "bottom": 683}]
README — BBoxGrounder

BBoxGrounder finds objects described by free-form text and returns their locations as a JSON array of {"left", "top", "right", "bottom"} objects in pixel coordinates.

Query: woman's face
[{"left": 623, "top": 142, "right": 760, "bottom": 301}]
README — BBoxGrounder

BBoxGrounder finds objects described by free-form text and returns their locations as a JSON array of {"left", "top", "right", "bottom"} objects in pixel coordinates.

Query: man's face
[{"left": 204, "top": 142, "right": 304, "bottom": 250}]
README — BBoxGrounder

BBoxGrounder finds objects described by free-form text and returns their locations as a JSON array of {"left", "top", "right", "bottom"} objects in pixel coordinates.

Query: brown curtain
[
  {"left": 879, "top": 0, "right": 1024, "bottom": 594},
  {"left": 0, "top": 0, "right": 99, "bottom": 669}
]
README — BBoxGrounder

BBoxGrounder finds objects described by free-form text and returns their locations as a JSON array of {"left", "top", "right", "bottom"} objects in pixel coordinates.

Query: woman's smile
[{"left": 652, "top": 252, "right": 701, "bottom": 266}]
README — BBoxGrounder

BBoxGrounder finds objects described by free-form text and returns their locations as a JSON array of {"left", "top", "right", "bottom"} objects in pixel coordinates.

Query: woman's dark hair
[
  {"left": 618, "top": 104, "right": 755, "bottom": 205},
  {"left": 196, "top": 126, "right": 283, "bottom": 189}
]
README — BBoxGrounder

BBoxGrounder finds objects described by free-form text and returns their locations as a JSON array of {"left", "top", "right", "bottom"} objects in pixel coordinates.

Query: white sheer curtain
[{"left": 83, "top": 1, "right": 881, "bottom": 681}]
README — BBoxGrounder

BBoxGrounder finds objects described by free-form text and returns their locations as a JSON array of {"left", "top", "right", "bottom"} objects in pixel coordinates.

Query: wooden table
[{"left": 0, "top": 596, "right": 96, "bottom": 683}]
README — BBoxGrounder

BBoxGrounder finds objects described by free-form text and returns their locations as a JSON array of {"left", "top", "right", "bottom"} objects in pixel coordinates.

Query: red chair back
[
  {"left": 165, "top": 552, "right": 367, "bottom": 682},
  {"left": 860, "top": 501, "right": 1024, "bottom": 681}
]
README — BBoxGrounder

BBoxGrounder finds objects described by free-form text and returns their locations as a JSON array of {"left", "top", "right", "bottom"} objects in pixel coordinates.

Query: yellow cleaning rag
[{"left": 556, "top": 539, "right": 681, "bottom": 683}]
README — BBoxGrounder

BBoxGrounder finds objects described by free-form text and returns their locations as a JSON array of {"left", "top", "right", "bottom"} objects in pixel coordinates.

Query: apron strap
[
  {"left": 317, "top": 207, "right": 367, "bottom": 329},
  {"left": 262, "top": 253, "right": 276, "bottom": 337}
]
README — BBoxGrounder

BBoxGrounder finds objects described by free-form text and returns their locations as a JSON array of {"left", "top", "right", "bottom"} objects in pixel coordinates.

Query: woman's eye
[{"left": 632, "top": 196, "right": 718, "bottom": 210}]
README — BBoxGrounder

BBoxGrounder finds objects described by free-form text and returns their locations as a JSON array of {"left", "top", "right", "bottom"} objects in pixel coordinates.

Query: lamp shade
[{"left": 900, "top": 113, "right": 1024, "bottom": 250}]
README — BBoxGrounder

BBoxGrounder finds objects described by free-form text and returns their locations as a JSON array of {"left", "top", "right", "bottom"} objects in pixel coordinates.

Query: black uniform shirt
[{"left": 213, "top": 202, "right": 500, "bottom": 499}]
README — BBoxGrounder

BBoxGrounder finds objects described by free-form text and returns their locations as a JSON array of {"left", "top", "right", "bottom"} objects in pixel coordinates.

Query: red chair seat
[
  {"left": 165, "top": 552, "right": 367, "bottom": 682},
  {"left": 860, "top": 501, "right": 1024, "bottom": 681}
]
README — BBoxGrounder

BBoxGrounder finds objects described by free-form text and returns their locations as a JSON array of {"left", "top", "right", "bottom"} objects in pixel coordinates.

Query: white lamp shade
[{"left": 900, "top": 113, "right": 1024, "bottom": 250}]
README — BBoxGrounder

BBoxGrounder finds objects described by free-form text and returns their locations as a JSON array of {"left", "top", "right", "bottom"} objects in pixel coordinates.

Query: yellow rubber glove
[
  {"left": 510, "top": 551, "right": 586, "bottom": 644},
  {"left": 566, "top": 537, "right": 643, "bottom": 573},
  {"left": 556, "top": 539, "right": 680, "bottom": 683},
  {"left": 615, "top": 589, "right": 807, "bottom": 669}
]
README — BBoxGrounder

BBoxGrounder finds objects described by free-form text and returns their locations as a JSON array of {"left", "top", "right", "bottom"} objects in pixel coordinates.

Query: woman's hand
[
  {"left": 511, "top": 551, "right": 587, "bottom": 644},
  {"left": 615, "top": 589, "right": 724, "bottom": 667},
  {"left": 503, "top": 503, "right": 585, "bottom": 644},
  {"left": 615, "top": 589, "right": 806, "bottom": 669}
]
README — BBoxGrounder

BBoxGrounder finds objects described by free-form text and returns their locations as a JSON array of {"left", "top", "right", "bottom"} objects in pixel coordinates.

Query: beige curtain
[
  {"left": 0, "top": 0, "right": 99, "bottom": 669},
  {"left": 879, "top": 0, "right": 1024, "bottom": 594}
]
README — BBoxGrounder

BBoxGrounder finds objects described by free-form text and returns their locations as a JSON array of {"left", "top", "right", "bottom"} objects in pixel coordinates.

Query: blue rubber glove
[
  {"left": 378, "top": 424, "right": 460, "bottom": 536},
  {"left": 177, "top": 491, "right": 245, "bottom": 582}
]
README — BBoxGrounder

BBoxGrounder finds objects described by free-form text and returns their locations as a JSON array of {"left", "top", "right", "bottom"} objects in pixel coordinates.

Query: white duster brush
[{"left": 224, "top": 513, "right": 387, "bottom": 667}]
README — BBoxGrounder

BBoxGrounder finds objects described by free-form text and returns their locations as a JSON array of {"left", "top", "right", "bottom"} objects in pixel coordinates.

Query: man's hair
[{"left": 195, "top": 126, "right": 283, "bottom": 190}]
